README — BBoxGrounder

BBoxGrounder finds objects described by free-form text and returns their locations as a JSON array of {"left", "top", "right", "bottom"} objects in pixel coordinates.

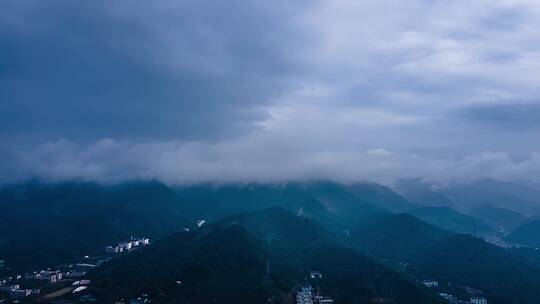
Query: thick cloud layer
[
  {"left": 0, "top": 0, "right": 311, "bottom": 140},
  {"left": 1, "top": 0, "right": 540, "bottom": 184},
  {"left": 3, "top": 138, "right": 540, "bottom": 185}
]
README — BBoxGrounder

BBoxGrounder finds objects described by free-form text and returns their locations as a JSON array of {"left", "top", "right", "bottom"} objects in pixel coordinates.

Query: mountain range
[
  {"left": 88, "top": 207, "right": 444, "bottom": 304},
  {"left": 2, "top": 178, "right": 540, "bottom": 303}
]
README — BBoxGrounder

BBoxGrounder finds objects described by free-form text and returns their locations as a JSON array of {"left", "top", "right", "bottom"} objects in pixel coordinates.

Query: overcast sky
[{"left": 2, "top": 0, "right": 540, "bottom": 185}]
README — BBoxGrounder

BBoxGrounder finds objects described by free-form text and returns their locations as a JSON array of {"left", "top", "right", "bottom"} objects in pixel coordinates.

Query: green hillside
[
  {"left": 0, "top": 180, "right": 189, "bottom": 272},
  {"left": 89, "top": 208, "right": 443, "bottom": 304},
  {"left": 411, "top": 234, "right": 540, "bottom": 304},
  {"left": 407, "top": 206, "right": 495, "bottom": 235},
  {"left": 506, "top": 219, "right": 540, "bottom": 247},
  {"left": 350, "top": 212, "right": 452, "bottom": 259}
]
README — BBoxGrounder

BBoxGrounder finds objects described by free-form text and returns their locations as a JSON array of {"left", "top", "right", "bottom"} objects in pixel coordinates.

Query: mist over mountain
[
  {"left": 394, "top": 178, "right": 540, "bottom": 216},
  {"left": 3, "top": 0, "right": 540, "bottom": 303},
  {"left": 0, "top": 178, "right": 407, "bottom": 273},
  {"left": 2, "top": 177, "right": 539, "bottom": 273},
  {"left": 2, "top": 177, "right": 540, "bottom": 303}
]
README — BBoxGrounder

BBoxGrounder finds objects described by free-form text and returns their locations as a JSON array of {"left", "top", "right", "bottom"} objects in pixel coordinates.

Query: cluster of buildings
[
  {"left": 296, "top": 286, "right": 334, "bottom": 304},
  {"left": 433, "top": 291, "right": 488, "bottom": 304},
  {"left": 0, "top": 284, "right": 38, "bottom": 300},
  {"left": 1, "top": 236, "right": 151, "bottom": 303},
  {"left": 30, "top": 270, "right": 63, "bottom": 283},
  {"left": 0, "top": 259, "right": 101, "bottom": 301},
  {"left": 296, "top": 271, "right": 334, "bottom": 304},
  {"left": 296, "top": 287, "right": 315, "bottom": 304},
  {"left": 421, "top": 279, "right": 488, "bottom": 304},
  {"left": 469, "top": 297, "right": 488, "bottom": 304},
  {"left": 105, "top": 237, "right": 150, "bottom": 254}
]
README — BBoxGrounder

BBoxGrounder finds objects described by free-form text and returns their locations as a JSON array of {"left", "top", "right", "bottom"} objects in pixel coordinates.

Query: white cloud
[{"left": 4, "top": 136, "right": 540, "bottom": 185}]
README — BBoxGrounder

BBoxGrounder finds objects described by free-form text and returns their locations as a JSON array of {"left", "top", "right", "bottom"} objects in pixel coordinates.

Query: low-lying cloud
[{"left": 3, "top": 137, "right": 540, "bottom": 185}]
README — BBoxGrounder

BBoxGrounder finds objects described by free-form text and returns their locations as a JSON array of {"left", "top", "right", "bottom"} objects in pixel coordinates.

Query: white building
[
  {"left": 105, "top": 245, "right": 120, "bottom": 254},
  {"left": 422, "top": 279, "right": 439, "bottom": 288},
  {"left": 470, "top": 297, "right": 487, "bottom": 304},
  {"left": 106, "top": 237, "right": 149, "bottom": 254},
  {"left": 35, "top": 270, "right": 62, "bottom": 283},
  {"left": 137, "top": 237, "right": 150, "bottom": 245},
  {"left": 119, "top": 242, "right": 133, "bottom": 251},
  {"left": 297, "top": 287, "right": 314, "bottom": 304}
]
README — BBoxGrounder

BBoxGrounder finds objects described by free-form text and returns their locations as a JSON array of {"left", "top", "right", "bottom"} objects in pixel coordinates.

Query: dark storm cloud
[
  {"left": 0, "top": 0, "right": 311, "bottom": 141},
  {"left": 2, "top": 0, "right": 540, "bottom": 184}
]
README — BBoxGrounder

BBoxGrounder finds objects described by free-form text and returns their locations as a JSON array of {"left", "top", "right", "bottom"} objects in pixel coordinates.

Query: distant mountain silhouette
[
  {"left": 0, "top": 179, "right": 414, "bottom": 273},
  {"left": 177, "top": 180, "right": 415, "bottom": 225},
  {"left": 470, "top": 205, "right": 526, "bottom": 233},
  {"left": 395, "top": 178, "right": 540, "bottom": 220},
  {"left": 4, "top": 178, "right": 540, "bottom": 303},
  {"left": 175, "top": 182, "right": 331, "bottom": 222},
  {"left": 394, "top": 178, "right": 454, "bottom": 207},
  {"left": 407, "top": 206, "right": 495, "bottom": 235}
]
